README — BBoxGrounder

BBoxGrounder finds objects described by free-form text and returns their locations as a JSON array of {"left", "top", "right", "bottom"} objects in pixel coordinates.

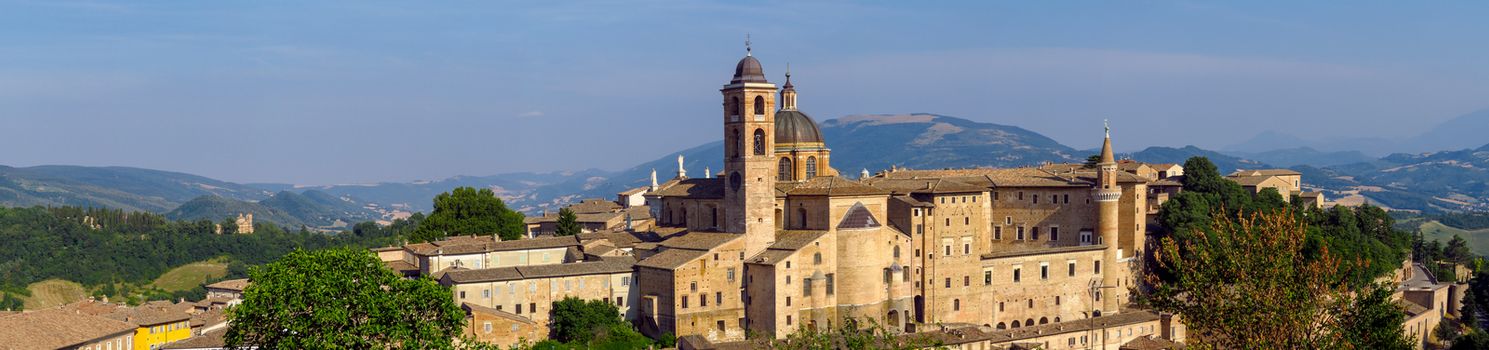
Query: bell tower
[
  {"left": 1095, "top": 120, "right": 1122, "bottom": 315},
  {"left": 721, "top": 40, "right": 777, "bottom": 257}
]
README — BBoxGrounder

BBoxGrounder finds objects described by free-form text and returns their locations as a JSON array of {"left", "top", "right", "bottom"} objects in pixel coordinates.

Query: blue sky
[{"left": 3, "top": 1, "right": 1487, "bottom": 184}]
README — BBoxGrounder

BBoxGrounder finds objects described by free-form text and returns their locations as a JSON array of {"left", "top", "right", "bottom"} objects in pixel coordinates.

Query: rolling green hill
[
  {"left": 0, "top": 165, "right": 269, "bottom": 212},
  {"left": 165, "top": 190, "right": 378, "bottom": 228},
  {"left": 1418, "top": 221, "right": 1489, "bottom": 256}
]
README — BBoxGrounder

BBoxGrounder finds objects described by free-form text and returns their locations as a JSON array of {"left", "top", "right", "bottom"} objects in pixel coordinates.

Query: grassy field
[
  {"left": 1419, "top": 220, "right": 1489, "bottom": 256},
  {"left": 148, "top": 260, "right": 229, "bottom": 292},
  {"left": 22, "top": 279, "right": 88, "bottom": 310}
]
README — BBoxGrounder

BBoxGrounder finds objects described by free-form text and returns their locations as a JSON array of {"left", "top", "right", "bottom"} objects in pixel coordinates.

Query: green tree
[
  {"left": 1452, "top": 329, "right": 1489, "bottom": 350},
  {"left": 549, "top": 297, "right": 622, "bottom": 343},
  {"left": 1082, "top": 154, "right": 1102, "bottom": 169},
  {"left": 771, "top": 318, "right": 941, "bottom": 350},
  {"left": 225, "top": 248, "right": 464, "bottom": 349},
  {"left": 554, "top": 208, "right": 581, "bottom": 236},
  {"left": 1447, "top": 235, "right": 1474, "bottom": 265},
  {"left": 1144, "top": 208, "right": 1413, "bottom": 349},
  {"left": 411, "top": 187, "right": 525, "bottom": 242}
]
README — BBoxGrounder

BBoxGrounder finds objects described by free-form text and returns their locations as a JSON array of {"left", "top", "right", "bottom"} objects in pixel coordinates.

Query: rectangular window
[
  {"left": 727, "top": 268, "right": 736, "bottom": 282},
  {"left": 717, "top": 292, "right": 722, "bottom": 305},
  {"left": 682, "top": 296, "right": 689, "bottom": 308},
  {"left": 459, "top": 291, "right": 466, "bottom": 299},
  {"left": 516, "top": 304, "right": 522, "bottom": 314},
  {"left": 616, "top": 297, "right": 624, "bottom": 306},
  {"left": 944, "top": 245, "right": 951, "bottom": 256},
  {"left": 1041, "top": 264, "right": 1049, "bottom": 280},
  {"left": 963, "top": 276, "right": 970, "bottom": 286},
  {"left": 1069, "top": 262, "right": 1076, "bottom": 277},
  {"left": 994, "top": 226, "right": 1002, "bottom": 240},
  {"left": 1064, "top": 194, "right": 1070, "bottom": 203},
  {"left": 1033, "top": 194, "right": 1039, "bottom": 204},
  {"left": 1005, "top": 216, "right": 1012, "bottom": 225},
  {"left": 1018, "top": 192, "right": 1024, "bottom": 200},
  {"left": 805, "top": 279, "right": 813, "bottom": 295},
  {"left": 530, "top": 303, "right": 536, "bottom": 314},
  {"left": 483, "top": 289, "right": 491, "bottom": 298},
  {"left": 916, "top": 224, "right": 924, "bottom": 234},
  {"left": 622, "top": 276, "right": 631, "bottom": 286},
  {"left": 963, "top": 243, "right": 970, "bottom": 255},
  {"left": 945, "top": 278, "right": 951, "bottom": 288},
  {"left": 484, "top": 322, "right": 492, "bottom": 333},
  {"left": 1031, "top": 227, "right": 1040, "bottom": 240},
  {"left": 827, "top": 273, "right": 836, "bottom": 294},
  {"left": 1050, "top": 227, "right": 1059, "bottom": 241},
  {"left": 1013, "top": 268, "right": 1021, "bottom": 282},
  {"left": 787, "top": 296, "right": 792, "bottom": 306},
  {"left": 984, "top": 271, "right": 992, "bottom": 285},
  {"left": 701, "top": 293, "right": 708, "bottom": 307},
  {"left": 1095, "top": 260, "right": 1102, "bottom": 274},
  {"left": 994, "top": 192, "right": 999, "bottom": 200},
  {"left": 1017, "top": 226, "right": 1026, "bottom": 240}
]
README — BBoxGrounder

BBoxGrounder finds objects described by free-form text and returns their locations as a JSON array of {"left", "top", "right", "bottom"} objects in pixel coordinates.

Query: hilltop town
[{"left": 2, "top": 50, "right": 1477, "bottom": 350}]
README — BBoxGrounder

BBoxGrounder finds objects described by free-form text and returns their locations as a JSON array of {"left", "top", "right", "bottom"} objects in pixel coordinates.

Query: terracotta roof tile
[
  {"left": 784, "top": 176, "right": 890, "bottom": 196},
  {"left": 636, "top": 248, "right": 711, "bottom": 270},
  {"left": 659, "top": 231, "right": 741, "bottom": 251},
  {"left": 650, "top": 178, "right": 725, "bottom": 199},
  {"left": 0, "top": 308, "right": 138, "bottom": 349},
  {"left": 205, "top": 278, "right": 249, "bottom": 292}
]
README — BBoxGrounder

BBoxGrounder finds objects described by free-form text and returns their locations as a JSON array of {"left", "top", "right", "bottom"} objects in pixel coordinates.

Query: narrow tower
[
  {"left": 1096, "top": 120, "right": 1122, "bottom": 315},
  {"left": 721, "top": 42, "right": 778, "bottom": 257}
]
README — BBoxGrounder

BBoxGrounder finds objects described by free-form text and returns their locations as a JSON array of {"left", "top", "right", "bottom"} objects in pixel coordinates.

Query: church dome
[
  {"left": 775, "top": 110, "right": 824, "bottom": 145},
  {"left": 732, "top": 55, "right": 767, "bottom": 84}
]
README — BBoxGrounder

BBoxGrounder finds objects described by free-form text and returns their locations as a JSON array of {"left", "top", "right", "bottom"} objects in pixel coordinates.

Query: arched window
[
  {"left": 996, "top": 322, "right": 1006, "bottom": 330},
  {"left": 731, "top": 97, "right": 741, "bottom": 117},
  {"left": 1026, "top": 318, "right": 1034, "bottom": 327},
  {"left": 753, "top": 95, "right": 765, "bottom": 116},
  {"left": 1054, "top": 317, "right": 1061, "bottom": 323},
  {"left": 1039, "top": 317, "right": 1048, "bottom": 325},
  {"left": 805, "top": 156, "right": 817, "bottom": 178},
  {"left": 798, "top": 208, "right": 808, "bottom": 229},
  {"left": 778, "top": 158, "right": 794, "bottom": 181},
  {"left": 893, "top": 246, "right": 901, "bottom": 258},
  {"left": 753, "top": 129, "right": 766, "bottom": 155},
  {"left": 1012, "top": 320, "right": 1021, "bottom": 328},
  {"left": 813, "top": 252, "right": 822, "bottom": 265},
  {"left": 732, "top": 129, "right": 741, "bottom": 158}
]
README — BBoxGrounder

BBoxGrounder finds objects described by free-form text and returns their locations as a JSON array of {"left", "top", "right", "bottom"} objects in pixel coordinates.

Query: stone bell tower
[
  {"left": 1095, "top": 121, "right": 1121, "bottom": 315},
  {"left": 721, "top": 42, "right": 777, "bottom": 257}
]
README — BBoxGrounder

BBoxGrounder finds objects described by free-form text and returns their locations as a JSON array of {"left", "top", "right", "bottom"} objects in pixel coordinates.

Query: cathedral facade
[{"left": 635, "top": 49, "right": 1149, "bottom": 343}]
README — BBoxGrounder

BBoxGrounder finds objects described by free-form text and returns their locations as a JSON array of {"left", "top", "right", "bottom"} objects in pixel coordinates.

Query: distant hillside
[
  {"left": 1229, "top": 147, "right": 1375, "bottom": 168},
  {"left": 165, "top": 190, "right": 380, "bottom": 229},
  {"left": 1126, "top": 146, "right": 1270, "bottom": 174},
  {"left": 1227, "top": 109, "right": 1489, "bottom": 156},
  {"left": 1292, "top": 143, "right": 1489, "bottom": 213},
  {"left": 0, "top": 165, "right": 270, "bottom": 212}
]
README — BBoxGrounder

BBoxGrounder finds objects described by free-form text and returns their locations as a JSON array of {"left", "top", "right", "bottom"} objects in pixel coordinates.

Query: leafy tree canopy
[
  {"left": 411, "top": 187, "right": 525, "bottom": 242},
  {"left": 1145, "top": 208, "right": 1413, "bottom": 349},
  {"left": 226, "top": 248, "right": 464, "bottom": 349}
]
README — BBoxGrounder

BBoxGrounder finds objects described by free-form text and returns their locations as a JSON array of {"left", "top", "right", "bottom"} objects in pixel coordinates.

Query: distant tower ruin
[{"left": 236, "top": 213, "right": 255, "bottom": 234}]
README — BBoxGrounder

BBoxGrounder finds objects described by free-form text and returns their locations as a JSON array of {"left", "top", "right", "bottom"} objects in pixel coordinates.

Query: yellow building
[{"left": 108, "top": 305, "right": 193, "bottom": 350}]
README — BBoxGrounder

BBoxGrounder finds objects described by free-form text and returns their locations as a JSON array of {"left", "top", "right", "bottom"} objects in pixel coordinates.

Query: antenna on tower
[{"left": 745, "top": 34, "right": 752, "bottom": 56}]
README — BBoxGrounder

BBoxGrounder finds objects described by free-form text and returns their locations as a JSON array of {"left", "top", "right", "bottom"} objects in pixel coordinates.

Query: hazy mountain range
[
  {"left": 1226, "top": 109, "right": 1489, "bottom": 156},
  {"left": 2, "top": 113, "right": 1485, "bottom": 227}
]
